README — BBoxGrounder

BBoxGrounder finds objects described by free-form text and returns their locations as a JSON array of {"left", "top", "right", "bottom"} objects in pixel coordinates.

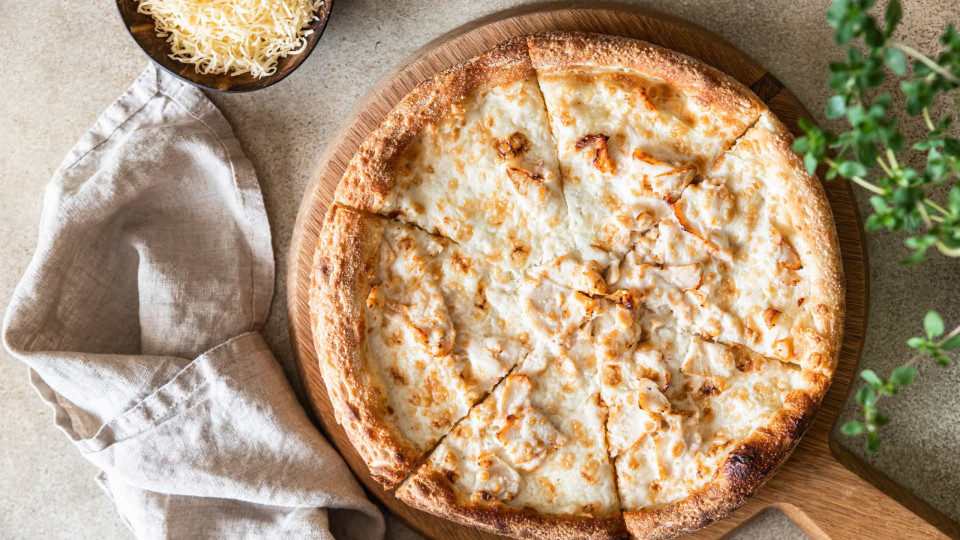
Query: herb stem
[
  {"left": 850, "top": 175, "right": 886, "bottom": 194},
  {"left": 924, "top": 198, "right": 951, "bottom": 217},
  {"left": 862, "top": 366, "right": 913, "bottom": 433},
  {"left": 936, "top": 240, "right": 960, "bottom": 256},
  {"left": 886, "top": 148, "right": 900, "bottom": 171},
  {"left": 892, "top": 42, "right": 960, "bottom": 84},
  {"left": 942, "top": 324, "right": 960, "bottom": 344},
  {"left": 876, "top": 156, "right": 894, "bottom": 177},
  {"left": 917, "top": 202, "right": 934, "bottom": 227},
  {"left": 922, "top": 108, "right": 936, "bottom": 132}
]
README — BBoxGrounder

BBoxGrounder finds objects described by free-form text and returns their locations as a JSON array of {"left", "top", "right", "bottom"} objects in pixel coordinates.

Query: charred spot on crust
[
  {"left": 725, "top": 446, "right": 761, "bottom": 481},
  {"left": 346, "top": 403, "right": 360, "bottom": 421},
  {"left": 319, "top": 262, "right": 331, "bottom": 278}
]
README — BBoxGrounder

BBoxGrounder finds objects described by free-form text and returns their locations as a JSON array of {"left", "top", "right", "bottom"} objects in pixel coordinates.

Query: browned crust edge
[
  {"left": 525, "top": 31, "right": 766, "bottom": 135},
  {"left": 333, "top": 35, "right": 537, "bottom": 213},
  {"left": 396, "top": 469, "right": 629, "bottom": 540},
  {"left": 309, "top": 206, "right": 420, "bottom": 488},
  {"left": 623, "top": 114, "right": 845, "bottom": 540}
]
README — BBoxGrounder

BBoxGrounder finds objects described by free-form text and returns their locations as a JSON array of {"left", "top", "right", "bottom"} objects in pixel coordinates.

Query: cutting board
[{"left": 286, "top": 3, "right": 959, "bottom": 538}]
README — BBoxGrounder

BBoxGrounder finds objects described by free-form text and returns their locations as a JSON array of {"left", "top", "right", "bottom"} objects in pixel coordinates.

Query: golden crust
[
  {"left": 397, "top": 469, "right": 629, "bottom": 540},
  {"left": 525, "top": 31, "right": 765, "bottom": 134},
  {"left": 309, "top": 206, "right": 419, "bottom": 488},
  {"left": 334, "top": 35, "right": 536, "bottom": 213}
]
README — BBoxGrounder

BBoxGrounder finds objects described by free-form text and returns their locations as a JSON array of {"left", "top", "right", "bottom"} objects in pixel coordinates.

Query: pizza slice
[
  {"left": 641, "top": 112, "right": 844, "bottom": 372},
  {"left": 526, "top": 32, "right": 765, "bottom": 268},
  {"left": 311, "top": 207, "right": 538, "bottom": 487},
  {"left": 396, "top": 334, "right": 625, "bottom": 539},
  {"left": 334, "top": 36, "right": 592, "bottom": 285},
  {"left": 591, "top": 303, "right": 825, "bottom": 538}
]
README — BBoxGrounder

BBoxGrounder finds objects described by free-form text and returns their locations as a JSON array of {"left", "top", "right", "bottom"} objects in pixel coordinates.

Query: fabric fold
[{"left": 3, "top": 63, "right": 383, "bottom": 539}]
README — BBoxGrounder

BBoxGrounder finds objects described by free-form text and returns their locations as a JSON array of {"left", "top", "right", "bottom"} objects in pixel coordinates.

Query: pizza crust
[
  {"left": 310, "top": 206, "right": 418, "bottom": 487},
  {"left": 398, "top": 470, "right": 629, "bottom": 540}
]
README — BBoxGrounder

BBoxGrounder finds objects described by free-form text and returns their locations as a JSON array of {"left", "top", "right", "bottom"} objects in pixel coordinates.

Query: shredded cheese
[{"left": 137, "top": 0, "right": 324, "bottom": 79}]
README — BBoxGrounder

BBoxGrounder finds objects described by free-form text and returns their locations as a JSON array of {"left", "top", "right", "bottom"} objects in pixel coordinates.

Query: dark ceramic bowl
[{"left": 116, "top": 0, "right": 334, "bottom": 92}]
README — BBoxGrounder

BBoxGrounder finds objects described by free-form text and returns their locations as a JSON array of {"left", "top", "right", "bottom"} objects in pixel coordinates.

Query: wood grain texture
[
  {"left": 115, "top": 0, "right": 333, "bottom": 93},
  {"left": 287, "top": 3, "right": 959, "bottom": 538}
]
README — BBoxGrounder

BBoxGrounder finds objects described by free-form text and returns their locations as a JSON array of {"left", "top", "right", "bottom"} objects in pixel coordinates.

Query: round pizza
[{"left": 310, "top": 32, "right": 844, "bottom": 540}]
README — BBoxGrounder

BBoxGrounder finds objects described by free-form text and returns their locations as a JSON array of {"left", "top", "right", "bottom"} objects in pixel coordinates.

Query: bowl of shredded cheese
[{"left": 117, "top": 0, "right": 332, "bottom": 92}]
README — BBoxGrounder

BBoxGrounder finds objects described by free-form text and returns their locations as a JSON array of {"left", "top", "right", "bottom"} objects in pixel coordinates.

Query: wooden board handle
[
  {"left": 687, "top": 427, "right": 958, "bottom": 539},
  {"left": 775, "top": 455, "right": 947, "bottom": 539}
]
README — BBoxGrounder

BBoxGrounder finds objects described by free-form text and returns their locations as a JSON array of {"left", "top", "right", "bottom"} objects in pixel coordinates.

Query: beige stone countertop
[{"left": 2, "top": 1, "right": 959, "bottom": 539}]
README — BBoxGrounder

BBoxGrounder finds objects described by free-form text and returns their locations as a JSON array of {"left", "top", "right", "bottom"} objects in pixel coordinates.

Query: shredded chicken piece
[
  {"left": 763, "top": 308, "right": 781, "bottom": 328},
  {"left": 495, "top": 132, "right": 529, "bottom": 160},
  {"left": 576, "top": 134, "right": 614, "bottom": 173}
]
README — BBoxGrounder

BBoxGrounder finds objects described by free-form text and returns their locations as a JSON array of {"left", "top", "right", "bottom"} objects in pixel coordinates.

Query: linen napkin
[{"left": 2, "top": 64, "right": 384, "bottom": 539}]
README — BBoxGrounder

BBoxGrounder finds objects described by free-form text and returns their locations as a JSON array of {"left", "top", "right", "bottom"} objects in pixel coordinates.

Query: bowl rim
[{"left": 115, "top": 0, "right": 334, "bottom": 93}]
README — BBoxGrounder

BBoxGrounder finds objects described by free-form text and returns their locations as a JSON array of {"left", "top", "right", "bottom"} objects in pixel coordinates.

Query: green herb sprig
[
  {"left": 795, "top": 0, "right": 960, "bottom": 452},
  {"left": 840, "top": 311, "right": 960, "bottom": 451}
]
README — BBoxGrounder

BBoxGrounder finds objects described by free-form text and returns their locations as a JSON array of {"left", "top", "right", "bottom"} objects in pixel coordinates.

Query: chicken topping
[
  {"left": 475, "top": 451, "right": 521, "bottom": 501},
  {"left": 772, "top": 228, "right": 802, "bottom": 270},
  {"left": 763, "top": 308, "right": 781, "bottom": 328},
  {"left": 662, "top": 263, "right": 702, "bottom": 291},
  {"left": 506, "top": 166, "right": 547, "bottom": 199},
  {"left": 652, "top": 164, "right": 697, "bottom": 203},
  {"left": 637, "top": 378, "right": 671, "bottom": 414},
  {"left": 607, "top": 400, "right": 659, "bottom": 457},
  {"left": 576, "top": 134, "right": 614, "bottom": 173},
  {"left": 495, "top": 132, "right": 529, "bottom": 160}
]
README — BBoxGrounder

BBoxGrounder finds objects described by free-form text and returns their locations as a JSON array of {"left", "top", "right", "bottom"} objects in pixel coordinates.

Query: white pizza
[{"left": 311, "top": 32, "right": 844, "bottom": 540}]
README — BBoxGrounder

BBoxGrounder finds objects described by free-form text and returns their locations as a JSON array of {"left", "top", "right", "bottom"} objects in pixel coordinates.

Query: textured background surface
[{"left": 1, "top": 1, "right": 958, "bottom": 539}]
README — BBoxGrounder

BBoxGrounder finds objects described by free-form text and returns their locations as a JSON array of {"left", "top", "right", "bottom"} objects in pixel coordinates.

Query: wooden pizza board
[{"left": 287, "top": 3, "right": 960, "bottom": 538}]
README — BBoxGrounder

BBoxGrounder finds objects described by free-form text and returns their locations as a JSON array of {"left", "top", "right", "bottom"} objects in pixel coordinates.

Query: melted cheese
[
  {"left": 368, "top": 75, "right": 578, "bottom": 278},
  {"left": 534, "top": 68, "right": 760, "bottom": 269},
  {"left": 363, "top": 218, "right": 532, "bottom": 455},
  {"left": 400, "top": 341, "right": 619, "bottom": 516},
  {"left": 594, "top": 307, "right": 809, "bottom": 508},
  {"left": 636, "top": 112, "right": 821, "bottom": 365}
]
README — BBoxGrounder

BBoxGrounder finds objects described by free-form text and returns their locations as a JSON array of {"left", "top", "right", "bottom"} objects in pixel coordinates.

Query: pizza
[{"left": 310, "top": 32, "right": 844, "bottom": 540}]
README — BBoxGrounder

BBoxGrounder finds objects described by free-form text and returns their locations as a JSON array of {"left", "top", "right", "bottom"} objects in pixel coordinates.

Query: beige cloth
[{"left": 2, "top": 64, "right": 383, "bottom": 539}]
